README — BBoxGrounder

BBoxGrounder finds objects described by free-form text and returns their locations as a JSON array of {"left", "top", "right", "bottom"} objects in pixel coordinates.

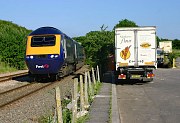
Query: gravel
[{"left": 0, "top": 66, "right": 89, "bottom": 123}]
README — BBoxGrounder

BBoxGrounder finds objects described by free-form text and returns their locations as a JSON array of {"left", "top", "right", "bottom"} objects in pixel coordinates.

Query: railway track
[
  {"left": 0, "top": 71, "right": 29, "bottom": 83},
  {"left": 0, "top": 70, "right": 52, "bottom": 108},
  {"left": 0, "top": 65, "right": 90, "bottom": 123},
  {"left": 0, "top": 66, "right": 89, "bottom": 109},
  {"left": 0, "top": 82, "right": 53, "bottom": 108}
]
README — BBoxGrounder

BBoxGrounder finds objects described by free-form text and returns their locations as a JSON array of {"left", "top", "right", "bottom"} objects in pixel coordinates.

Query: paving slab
[{"left": 85, "top": 82, "right": 111, "bottom": 123}]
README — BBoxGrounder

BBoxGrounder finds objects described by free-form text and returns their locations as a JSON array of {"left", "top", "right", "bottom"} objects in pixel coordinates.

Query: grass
[
  {"left": 38, "top": 113, "right": 54, "bottom": 123},
  {"left": 0, "top": 62, "right": 17, "bottom": 74},
  {"left": 94, "top": 82, "right": 102, "bottom": 95},
  {"left": 173, "top": 49, "right": 180, "bottom": 57},
  {"left": 38, "top": 81, "right": 102, "bottom": 123},
  {"left": 109, "top": 91, "right": 112, "bottom": 123},
  {"left": 76, "top": 114, "right": 89, "bottom": 123}
]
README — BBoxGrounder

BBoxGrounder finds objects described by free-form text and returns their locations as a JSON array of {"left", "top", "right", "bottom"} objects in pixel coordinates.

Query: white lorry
[
  {"left": 115, "top": 27, "right": 157, "bottom": 81},
  {"left": 159, "top": 41, "right": 172, "bottom": 53}
]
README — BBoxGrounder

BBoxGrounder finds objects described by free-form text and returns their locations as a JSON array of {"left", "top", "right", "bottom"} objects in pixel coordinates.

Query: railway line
[
  {"left": 0, "top": 65, "right": 89, "bottom": 110},
  {"left": 0, "top": 71, "right": 28, "bottom": 83},
  {"left": 0, "top": 82, "right": 52, "bottom": 108}
]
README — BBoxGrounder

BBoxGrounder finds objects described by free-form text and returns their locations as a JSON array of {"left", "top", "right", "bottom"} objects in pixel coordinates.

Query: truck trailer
[
  {"left": 159, "top": 41, "right": 172, "bottom": 54},
  {"left": 115, "top": 27, "right": 157, "bottom": 81}
]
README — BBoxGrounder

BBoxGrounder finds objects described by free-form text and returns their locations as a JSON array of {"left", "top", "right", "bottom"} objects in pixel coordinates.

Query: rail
[{"left": 0, "top": 71, "right": 29, "bottom": 83}]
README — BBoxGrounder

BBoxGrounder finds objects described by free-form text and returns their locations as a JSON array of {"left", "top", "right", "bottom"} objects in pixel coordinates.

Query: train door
[{"left": 61, "top": 35, "right": 67, "bottom": 59}]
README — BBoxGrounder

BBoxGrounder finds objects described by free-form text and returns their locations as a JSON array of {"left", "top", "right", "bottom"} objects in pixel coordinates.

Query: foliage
[
  {"left": 63, "top": 108, "right": 72, "bottom": 123},
  {"left": 172, "top": 39, "right": 180, "bottom": 49},
  {"left": 156, "top": 36, "right": 161, "bottom": 47},
  {"left": 114, "top": 19, "right": 138, "bottom": 29},
  {"left": 0, "top": 60, "right": 16, "bottom": 73},
  {"left": 94, "top": 82, "right": 102, "bottom": 95},
  {"left": 168, "top": 52, "right": 178, "bottom": 67},
  {"left": 173, "top": 49, "right": 180, "bottom": 57},
  {"left": 76, "top": 114, "right": 89, "bottom": 123},
  {"left": 0, "top": 20, "right": 31, "bottom": 70},
  {"left": 38, "top": 113, "right": 54, "bottom": 123},
  {"left": 73, "top": 30, "right": 114, "bottom": 72}
]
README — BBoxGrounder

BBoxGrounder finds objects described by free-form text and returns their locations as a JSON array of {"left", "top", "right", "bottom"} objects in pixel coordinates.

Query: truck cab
[{"left": 157, "top": 48, "right": 164, "bottom": 66}]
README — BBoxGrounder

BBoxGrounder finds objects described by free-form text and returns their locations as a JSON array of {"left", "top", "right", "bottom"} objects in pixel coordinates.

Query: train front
[{"left": 25, "top": 27, "right": 64, "bottom": 77}]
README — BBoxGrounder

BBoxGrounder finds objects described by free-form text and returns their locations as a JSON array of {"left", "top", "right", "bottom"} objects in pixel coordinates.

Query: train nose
[
  {"left": 26, "top": 59, "right": 64, "bottom": 74},
  {"left": 35, "top": 64, "right": 49, "bottom": 69}
]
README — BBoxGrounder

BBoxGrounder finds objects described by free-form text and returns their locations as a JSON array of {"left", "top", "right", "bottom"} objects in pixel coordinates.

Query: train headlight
[
  {"left": 55, "top": 55, "right": 58, "bottom": 58},
  {"left": 26, "top": 55, "right": 34, "bottom": 59},
  {"left": 50, "top": 55, "right": 54, "bottom": 58},
  {"left": 30, "top": 56, "right": 34, "bottom": 59},
  {"left": 49, "top": 54, "right": 59, "bottom": 59}
]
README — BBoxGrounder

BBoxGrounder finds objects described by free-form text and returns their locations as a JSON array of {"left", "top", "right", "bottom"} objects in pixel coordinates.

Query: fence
[{"left": 54, "top": 65, "right": 101, "bottom": 123}]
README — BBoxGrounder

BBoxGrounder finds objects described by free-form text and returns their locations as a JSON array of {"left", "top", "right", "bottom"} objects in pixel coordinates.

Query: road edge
[{"left": 111, "top": 72, "right": 121, "bottom": 123}]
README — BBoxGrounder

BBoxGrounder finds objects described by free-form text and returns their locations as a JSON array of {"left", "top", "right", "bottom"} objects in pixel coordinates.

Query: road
[{"left": 116, "top": 68, "right": 180, "bottom": 123}]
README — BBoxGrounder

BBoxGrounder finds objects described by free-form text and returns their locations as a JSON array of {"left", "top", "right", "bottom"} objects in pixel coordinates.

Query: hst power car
[{"left": 25, "top": 27, "right": 85, "bottom": 81}]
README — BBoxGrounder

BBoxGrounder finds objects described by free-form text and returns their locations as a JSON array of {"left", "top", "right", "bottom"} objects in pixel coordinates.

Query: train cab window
[{"left": 31, "top": 36, "right": 56, "bottom": 47}]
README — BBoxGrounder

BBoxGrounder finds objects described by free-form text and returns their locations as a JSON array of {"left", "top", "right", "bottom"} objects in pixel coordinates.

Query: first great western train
[{"left": 25, "top": 27, "right": 85, "bottom": 81}]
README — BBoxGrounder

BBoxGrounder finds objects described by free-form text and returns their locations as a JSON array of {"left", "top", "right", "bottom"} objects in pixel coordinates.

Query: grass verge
[
  {"left": 0, "top": 62, "right": 17, "bottom": 73},
  {"left": 38, "top": 81, "right": 102, "bottom": 123}
]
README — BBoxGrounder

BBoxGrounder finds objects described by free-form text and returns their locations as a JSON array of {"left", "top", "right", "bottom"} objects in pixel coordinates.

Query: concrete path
[{"left": 86, "top": 71, "right": 120, "bottom": 123}]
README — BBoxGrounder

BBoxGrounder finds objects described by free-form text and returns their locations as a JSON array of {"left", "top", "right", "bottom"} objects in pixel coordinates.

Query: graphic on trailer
[
  {"left": 140, "top": 42, "right": 151, "bottom": 48},
  {"left": 120, "top": 45, "right": 131, "bottom": 60}
]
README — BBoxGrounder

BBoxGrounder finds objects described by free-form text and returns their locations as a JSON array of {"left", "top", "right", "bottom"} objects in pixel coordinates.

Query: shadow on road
[
  {"left": 115, "top": 79, "right": 149, "bottom": 85},
  {"left": 101, "top": 71, "right": 114, "bottom": 84}
]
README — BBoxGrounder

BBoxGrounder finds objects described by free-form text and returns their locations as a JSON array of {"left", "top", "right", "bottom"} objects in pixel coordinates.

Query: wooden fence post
[
  {"left": 92, "top": 67, "right": 96, "bottom": 85},
  {"left": 97, "top": 65, "right": 100, "bottom": 82},
  {"left": 88, "top": 71, "right": 94, "bottom": 96},
  {"left": 84, "top": 72, "right": 89, "bottom": 109},
  {"left": 173, "top": 58, "right": 176, "bottom": 68},
  {"left": 55, "top": 86, "right": 63, "bottom": 123},
  {"left": 77, "top": 74, "right": 88, "bottom": 118},
  {"left": 80, "top": 75, "right": 85, "bottom": 112},
  {"left": 72, "top": 78, "right": 78, "bottom": 123}
]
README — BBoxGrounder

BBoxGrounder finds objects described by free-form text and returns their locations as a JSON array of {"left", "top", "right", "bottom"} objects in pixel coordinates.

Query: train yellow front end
[{"left": 25, "top": 27, "right": 65, "bottom": 77}]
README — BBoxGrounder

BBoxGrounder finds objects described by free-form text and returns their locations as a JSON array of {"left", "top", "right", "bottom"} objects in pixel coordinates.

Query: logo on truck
[
  {"left": 120, "top": 45, "right": 131, "bottom": 60},
  {"left": 140, "top": 42, "right": 151, "bottom": 48}
]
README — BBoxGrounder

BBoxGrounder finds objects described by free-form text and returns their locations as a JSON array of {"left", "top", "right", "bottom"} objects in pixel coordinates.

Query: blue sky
[{"left": 1, "top": 0, "right": 180, "bottom": 39}]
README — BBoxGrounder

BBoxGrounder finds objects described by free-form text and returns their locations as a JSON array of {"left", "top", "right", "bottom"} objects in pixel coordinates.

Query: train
[{"left": 25, "top": 27, "right": 85, "bottom": 81}]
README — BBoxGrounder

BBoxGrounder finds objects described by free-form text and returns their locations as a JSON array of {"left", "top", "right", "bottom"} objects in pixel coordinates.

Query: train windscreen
[{"left": 31, "top": 36, "right": 56, "bottom": 47}]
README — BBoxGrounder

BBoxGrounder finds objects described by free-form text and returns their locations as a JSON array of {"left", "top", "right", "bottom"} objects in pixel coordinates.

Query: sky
[{"left": 1, "top": 0, "right": 180, "bottom": 39}]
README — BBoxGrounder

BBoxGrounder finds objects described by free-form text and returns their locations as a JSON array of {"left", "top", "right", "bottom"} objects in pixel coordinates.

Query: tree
[
  {"left": 73, "top": 30, "right": 114, "bottom": 72},
  {"left": 114, "top": 19, "right": 138, "bottom": 29},
  {"left": 74, "top": 19, "right": 139, "bottom": 72},
  {"left": 0, "top": 20, "right": 31, "bottom": 69},
  {"left": 156, "top": 36, "right": 161, "bottom": 47},
  {"left": 172, "top": 39, "right": 180, "bottom": 49}
]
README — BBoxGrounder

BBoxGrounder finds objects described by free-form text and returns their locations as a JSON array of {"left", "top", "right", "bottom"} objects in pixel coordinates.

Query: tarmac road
[{"left": 116, "top": 68, "right": 180, "bottom": 123}]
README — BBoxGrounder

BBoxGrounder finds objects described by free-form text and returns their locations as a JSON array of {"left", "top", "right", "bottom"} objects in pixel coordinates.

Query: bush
[
  {"left": 0, "top": 20, "right": 31, "bottom": 69},
  {"left": 168, "top": 52, "right": 178, "bottom": 67}
]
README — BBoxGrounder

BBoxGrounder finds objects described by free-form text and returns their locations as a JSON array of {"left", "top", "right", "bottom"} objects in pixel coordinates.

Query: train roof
[{"left": 29, "top": 27, "right": 64, "bottom": 36}]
